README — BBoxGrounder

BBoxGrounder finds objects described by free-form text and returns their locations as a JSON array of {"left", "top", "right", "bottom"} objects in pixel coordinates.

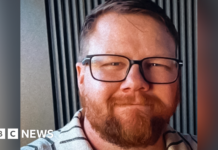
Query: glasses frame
[{"left": 82, "top": 54, "right": 183, "bottom": 84}]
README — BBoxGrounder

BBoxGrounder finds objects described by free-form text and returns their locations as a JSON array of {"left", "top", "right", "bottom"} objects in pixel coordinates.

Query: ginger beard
[{"left": 81, "top": 90, "right": 179, "bottom": 149}]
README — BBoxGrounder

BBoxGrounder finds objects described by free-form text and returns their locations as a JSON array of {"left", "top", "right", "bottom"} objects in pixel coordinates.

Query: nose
[{"left": 120, "top": 64, "right": 150, "bottom": 92}]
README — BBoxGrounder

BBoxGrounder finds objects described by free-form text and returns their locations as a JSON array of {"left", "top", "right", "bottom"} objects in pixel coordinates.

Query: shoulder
[
  {"left": 178, "top": 132, "right": 198, "bottom": 150},
  {"left": 21, "top": 109, "right": 93, "bottom": 150},
  {"left": 164, "top": 125, "right": 197, "bottom": 150},
  {"left": 20, "top": 130, "right": 61, "bottom": 150}
]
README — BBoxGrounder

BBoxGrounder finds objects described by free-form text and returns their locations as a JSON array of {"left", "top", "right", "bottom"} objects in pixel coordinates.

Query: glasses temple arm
[{"left": 82, "top": 58, "right": 90, "bottom": 65}]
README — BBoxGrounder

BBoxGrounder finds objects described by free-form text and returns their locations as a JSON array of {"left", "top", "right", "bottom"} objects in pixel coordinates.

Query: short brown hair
[{"left": 79, "top": 0, "right": 178, "bottom": 61}]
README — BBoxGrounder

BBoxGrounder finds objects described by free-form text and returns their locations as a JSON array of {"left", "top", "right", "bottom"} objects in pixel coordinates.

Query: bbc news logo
[
  {"left": 0, "top": 128, "right": 53, "bottom": 139},
  {"left": 0, "top": 128, "right": 18, "bottom": 139},
  {"left": 21, "top": 129, "right": 53, "bottom": 138},
  {"left": 0, "top": 129, "right": 6, "bottom": 139}
]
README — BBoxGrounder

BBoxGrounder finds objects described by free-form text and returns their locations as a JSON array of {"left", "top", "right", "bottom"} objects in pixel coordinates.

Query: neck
[{"left": 83, "top": 116, "right": 167, "bottom": 150}]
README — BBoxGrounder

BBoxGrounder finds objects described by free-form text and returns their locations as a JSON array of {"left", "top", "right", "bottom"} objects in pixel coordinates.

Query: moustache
[{"left": 107, "top": 94, "right": 167, "bottom": 115}]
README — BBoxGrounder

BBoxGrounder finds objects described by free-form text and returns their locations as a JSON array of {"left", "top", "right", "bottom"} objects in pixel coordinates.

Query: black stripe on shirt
[
  {"left": 73, "top": 116, "right": 80, "bottom": 119},
  {"left": 189, "top": 134, "right": 198, "bottom": 143},
  {"left": 44, "top": 137, "right": 56, "bottom": 150},
  {"left": 163, "top": 130, "right": 176, "bottom": 138},
  {"left": 27, "top": 145, "right": 38, "bottom": 150},
  {"left": 61, "top": 125, "right": 82, "bottom": 134},
  {"left": 51, "top": 144, "right": 56, "bottom": 150},
  {"left": 57, "top": 129, "right": 61, "bottom": 132},
  {"left": 167, "top": 140, "right": 183, "bottom": 149},
  {"left": 177, "top": 132, "right": 193, "bottom": 150},
  {"left": 44, "top": 137, "right": 54, "bottom": 144},
  {"left": 60, "top": 137, "right": 87, "bottom": 144},
  {"left": 163, "top": 130, "right": 177, "bottom": 147}
]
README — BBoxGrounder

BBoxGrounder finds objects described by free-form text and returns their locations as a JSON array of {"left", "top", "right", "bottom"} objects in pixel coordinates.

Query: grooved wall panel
[{"left": 44, "top": 0, "right": 197, "bottom": 135}]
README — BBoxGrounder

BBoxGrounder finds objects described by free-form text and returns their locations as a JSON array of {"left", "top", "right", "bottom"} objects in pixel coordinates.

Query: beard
[{"left": 80, "top": 91, "right": 179, "bottom": 149}]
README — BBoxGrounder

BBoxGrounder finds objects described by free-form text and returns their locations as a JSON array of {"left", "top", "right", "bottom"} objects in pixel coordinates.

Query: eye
[
  {"left": 111, "top": 62, "right": 120, "bottom": 66},
  {"left": 103, "top": 62, "right": 121, "bottom": 66},
  {"left": 149, "top": 63, "right": 162, "bottom": 67},
  {"left": 145, "top": 63, "right": 168, "bottom": 69}
]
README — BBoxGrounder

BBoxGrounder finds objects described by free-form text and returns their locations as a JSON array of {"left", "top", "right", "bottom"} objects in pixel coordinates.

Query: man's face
[{"left": 77, "top": 12, "right": 180, "bottom": 148}]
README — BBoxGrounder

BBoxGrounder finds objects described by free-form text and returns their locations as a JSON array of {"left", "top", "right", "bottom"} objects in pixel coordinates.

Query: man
[{"left": 21, "top": 0, "right": 197, "bottom": 150}]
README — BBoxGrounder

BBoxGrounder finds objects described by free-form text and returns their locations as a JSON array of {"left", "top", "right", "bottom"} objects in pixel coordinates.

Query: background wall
[
  {"left": 21, "top": 0, "right": 55, "bottom": 146},
  {"left": 21, "top": 0, "right": 197, "bottom": 146}
]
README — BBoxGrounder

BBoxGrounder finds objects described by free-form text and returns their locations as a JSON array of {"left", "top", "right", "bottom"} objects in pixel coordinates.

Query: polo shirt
[{"left": 21, "top": 109, "right": 197, "bottom": 150}]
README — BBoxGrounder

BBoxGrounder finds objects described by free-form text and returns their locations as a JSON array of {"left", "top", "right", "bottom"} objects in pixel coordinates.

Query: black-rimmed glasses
[{"left": 82, "top": 54, "right": 183, "bottom": 84}]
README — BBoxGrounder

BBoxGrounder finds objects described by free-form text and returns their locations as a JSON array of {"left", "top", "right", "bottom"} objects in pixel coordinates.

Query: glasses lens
[
  {"left": 142, "top": 58, "right": 179, "bottom": 83},
  {"left": 91, "top": 55, "right": 129, "bottom": 81}
]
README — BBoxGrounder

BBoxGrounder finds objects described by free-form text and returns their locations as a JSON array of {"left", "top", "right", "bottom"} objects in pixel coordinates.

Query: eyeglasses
[{"left": 82, "top": 54, "right": 183, "bottom": 84}]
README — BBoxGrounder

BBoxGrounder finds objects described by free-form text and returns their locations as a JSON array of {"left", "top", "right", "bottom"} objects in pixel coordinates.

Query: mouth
[
  {"left": 114, "top": 104, "right": 153, "bottom": 112},
  {"left": 115, "top": 103, "right": 154, "bottom": 107}
]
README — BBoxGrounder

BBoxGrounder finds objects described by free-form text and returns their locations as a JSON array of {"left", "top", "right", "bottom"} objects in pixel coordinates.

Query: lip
[
  {"left": 115, "top": 104, "right": 153, "bottom": 110},
  {"left": 115, "top": 103, "right": 155, "bottom": 110},
  {"left": 115, "top": 104, "right": 153, "bottom": 107},
  {"left": 113, "top": 105, "right": 152, "bottom": 116}
]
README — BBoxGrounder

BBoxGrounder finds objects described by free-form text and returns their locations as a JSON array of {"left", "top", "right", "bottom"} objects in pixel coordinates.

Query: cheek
[
  {"left": 152, "top": 81, "right": 179, "bottom": 107},
  {"left": 83, "top": 67, "right": 121, "bottom": 104}
]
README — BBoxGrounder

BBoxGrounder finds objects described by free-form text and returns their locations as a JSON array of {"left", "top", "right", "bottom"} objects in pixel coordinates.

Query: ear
[{"left": 76, "top": 62, "right": 85, "bottom": 90}]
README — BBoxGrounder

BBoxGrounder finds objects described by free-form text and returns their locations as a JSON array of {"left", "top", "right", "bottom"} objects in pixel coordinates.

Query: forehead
[{"left": 87, "top": 12, "right": 176, "bottom": 59}]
